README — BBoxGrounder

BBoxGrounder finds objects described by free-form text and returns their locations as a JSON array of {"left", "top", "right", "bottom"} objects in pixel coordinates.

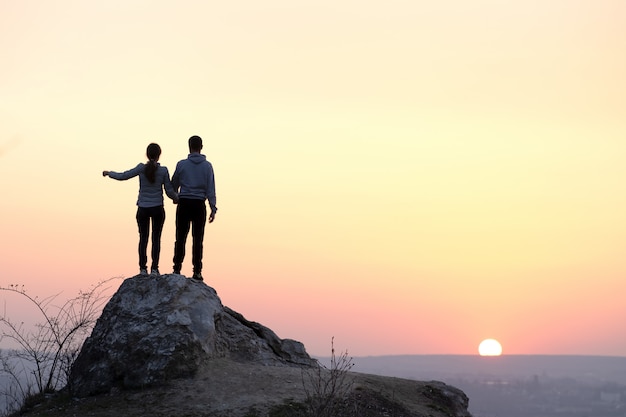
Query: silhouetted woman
[{"left": 103, "top": 143, "right": 178, "bottom": 276}]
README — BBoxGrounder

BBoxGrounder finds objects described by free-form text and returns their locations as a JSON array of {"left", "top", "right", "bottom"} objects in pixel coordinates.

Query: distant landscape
[{"left": 317, "top": 355, "right": 626, "bottom": 417}]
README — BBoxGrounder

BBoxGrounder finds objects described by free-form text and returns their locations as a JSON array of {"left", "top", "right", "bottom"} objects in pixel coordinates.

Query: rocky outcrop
[
  {"left": 65, "top": 274, "right": 473, "bottom": 417},
  {"left": 69, "top": 274, "right": 315, "bottom": 397}
]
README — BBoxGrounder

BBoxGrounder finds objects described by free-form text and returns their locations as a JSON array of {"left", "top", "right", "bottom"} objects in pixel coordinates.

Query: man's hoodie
[{"left": 172, "top": 153, "right": 217, "bottom": 212}]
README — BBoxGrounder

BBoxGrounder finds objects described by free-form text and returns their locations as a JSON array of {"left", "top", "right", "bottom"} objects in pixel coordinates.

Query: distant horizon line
[{"left": 314, "top": 353, "right": 626, "bottom": 359}]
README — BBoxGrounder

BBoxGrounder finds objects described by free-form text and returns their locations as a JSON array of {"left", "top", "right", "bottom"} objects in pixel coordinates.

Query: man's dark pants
[{"left": 173, "top": 198, "right": 207, "bottom": 274}]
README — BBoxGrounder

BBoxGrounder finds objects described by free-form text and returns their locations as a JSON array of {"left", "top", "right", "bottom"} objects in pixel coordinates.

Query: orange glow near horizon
[{"left": 1, "top": 1, "right": 626, "bottom": 357}]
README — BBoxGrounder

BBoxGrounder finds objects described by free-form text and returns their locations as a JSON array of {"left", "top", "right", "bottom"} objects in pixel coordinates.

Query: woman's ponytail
[{"left": 145, "top": 143, "right": 162, "bottom": 183}]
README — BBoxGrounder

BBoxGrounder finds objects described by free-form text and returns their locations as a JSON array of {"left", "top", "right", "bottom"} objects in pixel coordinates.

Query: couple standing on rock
[{"left": 103, "top": 135, "right": 217, "bottom": 282}]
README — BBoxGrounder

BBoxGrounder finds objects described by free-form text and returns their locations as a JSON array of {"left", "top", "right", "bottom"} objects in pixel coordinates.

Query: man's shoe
[
  {"left": 140, "top": 268, "right": 148, "bottom": 276},
  {"left": 192, "top": 273, "right": 203, "bottom": 281},
  {"left": 150, "top": 268, "right": 160, "bottom": 277}
]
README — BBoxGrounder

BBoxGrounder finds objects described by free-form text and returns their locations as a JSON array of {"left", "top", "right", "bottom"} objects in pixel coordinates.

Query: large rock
[{"left": 69, "top": 274, "right": 315, "bottom": 397}]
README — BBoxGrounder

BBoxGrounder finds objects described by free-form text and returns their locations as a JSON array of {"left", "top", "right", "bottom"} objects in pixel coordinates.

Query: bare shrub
[
  {"left": 0, "top": 277, "right": 120, "bottom": 414},
  {"left": 302, "top": 337, "right": 354, "bottom": 417}
]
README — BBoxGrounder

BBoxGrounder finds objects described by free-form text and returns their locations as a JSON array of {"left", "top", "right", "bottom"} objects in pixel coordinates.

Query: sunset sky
[{"left": 1, "top": 1, "right": 625, "bottom": 357}]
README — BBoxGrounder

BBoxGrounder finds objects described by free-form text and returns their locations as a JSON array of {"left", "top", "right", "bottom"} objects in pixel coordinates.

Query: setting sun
[{"left": 478, "top": 339, "right": 503, "bottom": 356}]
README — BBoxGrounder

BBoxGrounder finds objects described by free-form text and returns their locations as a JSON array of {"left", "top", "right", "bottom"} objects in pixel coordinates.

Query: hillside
[{"left": 16, "top": 358, "right": 471, "bottom": 417}]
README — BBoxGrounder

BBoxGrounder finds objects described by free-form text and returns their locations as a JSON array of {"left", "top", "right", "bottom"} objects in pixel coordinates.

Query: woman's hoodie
[{"left": 108, "top": 163, "right": 178, "bottom": 207}]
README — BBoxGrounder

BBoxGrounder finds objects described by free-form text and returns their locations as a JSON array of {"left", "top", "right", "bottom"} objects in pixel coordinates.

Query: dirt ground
[{"left": 15, "top": 359, "right": 469, "bottom": 417}]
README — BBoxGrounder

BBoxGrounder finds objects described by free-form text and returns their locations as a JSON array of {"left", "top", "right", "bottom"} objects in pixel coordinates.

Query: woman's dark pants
[{"left": 136, "top": 205, "right": 166, "bottom": 270}]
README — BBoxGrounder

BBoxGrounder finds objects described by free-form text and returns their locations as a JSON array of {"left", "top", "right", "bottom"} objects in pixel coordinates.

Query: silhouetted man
[{"left": 171, "top": 135, "right": 217, "bottom": 281}]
